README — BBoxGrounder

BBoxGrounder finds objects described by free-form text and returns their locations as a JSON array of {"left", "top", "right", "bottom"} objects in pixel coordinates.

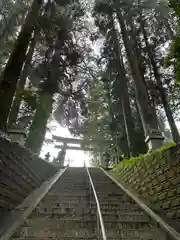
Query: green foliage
[
  {"left": 113, "top": 141, "right": 176, "bottom": 172},
  {"left": 20, "top": 89, "right": 39, "bottom": 111},
  {"left": 164, "top": 54, "right": 171, "bottom": 67},
  {"left": 166, "top": 1, "right": 180, "bottom": 81}
]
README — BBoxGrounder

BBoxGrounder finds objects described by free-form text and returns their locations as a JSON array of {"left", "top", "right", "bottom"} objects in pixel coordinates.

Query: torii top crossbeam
[{"left": 52, "top": 135, "right": 113, "bottom": 146}]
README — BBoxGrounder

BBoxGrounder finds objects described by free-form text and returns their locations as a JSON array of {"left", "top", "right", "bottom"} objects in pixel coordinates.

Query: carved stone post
[
  {"left": 145, "top": 130, "right": 165, "bottom": 150},
  {"left": 8, "top": 128, "right": 27, "bottom": 145}
]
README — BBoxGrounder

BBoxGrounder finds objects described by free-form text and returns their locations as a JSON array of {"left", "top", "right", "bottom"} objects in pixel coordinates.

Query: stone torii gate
[
  {"left": 52, "top": 135, "right": 113, "bottom": 147},
  {"left": 52, "top": 135, "right": 114, "bottom": 165}
]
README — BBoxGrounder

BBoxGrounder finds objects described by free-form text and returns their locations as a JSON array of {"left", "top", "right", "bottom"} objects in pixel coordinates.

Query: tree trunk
[
  {"left": 116, "top": 10, "right": 159, "bottom": 138},
  {"left": 7, "top": 31, "right": 37, "bottom": 129},
  {"left": 26, "top": 91, "right": 53, "bottom": 155},
  {"left": 110, "top": 18, "right": 137, "bottom": 156},
  {"left": 0, "top": 0, "right": 43, "bottom": 131},
  {"left": 142, "top": 20, "right": 180, "bottom": 142},
  {"left": 25, "top": 33, "right": 65, "bottom": 154},
  {"left": 0, "top": 0, "right": 5, "bottom": 13}
]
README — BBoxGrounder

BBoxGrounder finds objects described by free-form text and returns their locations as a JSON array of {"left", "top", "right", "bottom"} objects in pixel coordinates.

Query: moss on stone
[{"left": 113, "top": 142, "right": 176, "bottom": 174}]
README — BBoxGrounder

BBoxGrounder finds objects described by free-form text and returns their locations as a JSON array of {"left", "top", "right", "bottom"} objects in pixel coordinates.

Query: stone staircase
[
  {"left": 5, "top": 167, "right": 172, "bottom": 240},
  {"left": 88, "top": 168, "right": 166, "bottom": 240}
]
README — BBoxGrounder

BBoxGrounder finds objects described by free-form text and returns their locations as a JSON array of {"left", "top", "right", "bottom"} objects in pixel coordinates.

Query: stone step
[
  {"left": 92, "top": 212, "right": 149, "bottom": 222},
  {"left": 51, "top": 184, "right": 88, "bottom": 187},
  {"left": 38, "top": 200, "right": 88, "bottom": 207},
  {"left": 50, "top": 185, "right": 88, "bottom": 188},
  {"left": 52, "top": 186, "right": 87, "bottom": 189},
  {"left": 29, "top": 208, "right": 149, "bottom": 222},
  {"left": 90, "top": 202, "right": 141, "bottom": 210},
  {"left": 46, "top": 192, "right": 88, "bottom": 197},
  {"left": 90, "top": 197, "right": 135, "bottom": 204},
  {"left": 32, "top": 207, "right": 87, "bottom": 216},
  {"left": 93, "top": 186, "right": 121, "bottom": 190},
  {"left": 13, "top": 225, "right": 164, "bottom": 239},
  {"left": 13, "top": 226, "right": 95, "bottom": 238},
  {"left": 11, "top": 238, "right": 164, "bottom": 240},
  {"left": 41, "top": 196, "right": 88, "bottom": 202},
  {"left": 35, "top": 206, "right": 144, "bottom": 216},
  {"left": 50, "top": 188, "right": 88, "bottom": 192},
  {"left": 22, "top": 218, "right": 150, "bottom": 227},
  {"left": 95, "top": 190, "right": 127, "bottom": 194},
  {"left": 42, "top": 194, "right": 129, "bottom": 203},
  {"left": 37, "top": 200, "right": 137, "bottom": 209}
]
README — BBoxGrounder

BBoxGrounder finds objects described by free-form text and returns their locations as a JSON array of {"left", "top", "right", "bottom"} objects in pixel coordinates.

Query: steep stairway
[
  {"left": 0, "top": 167, "right": 179, "bottom": 240},
  {"left": 89, "top": 168, "right": 166, "bottom": 240},
  {"left": 10, "top": 167, "right": 96, "bottom": 240}
]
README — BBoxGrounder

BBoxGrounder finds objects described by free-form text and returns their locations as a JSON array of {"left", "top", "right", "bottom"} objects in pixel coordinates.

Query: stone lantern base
[
  {"left": 8, "top": 128, "right": 27, "bottom": 146},
  {"left": 145, "top": 131, "right": 165, "bottom": 150}
]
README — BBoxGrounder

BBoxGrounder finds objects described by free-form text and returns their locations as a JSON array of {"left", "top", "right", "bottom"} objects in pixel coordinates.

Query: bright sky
[
  {"left": 40, "top": 121, "right": 91, "bottom": 167},
  {"left": 40, "top": 119, "right": 180, "bottom": 168},
  {"left": 40, "top": 0, "right": 177, "bottom": 167}
]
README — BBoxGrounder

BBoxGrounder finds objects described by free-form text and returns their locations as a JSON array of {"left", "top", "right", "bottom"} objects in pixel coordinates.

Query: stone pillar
[
  {"left": 145, "top": 130, "right": 164, "bottom": 150},
  {"left": 8, "top": 128, "right": 27, "bottom": 145},
  {"left": 100, "top": 150, "right": 105, "bottom": 166}
]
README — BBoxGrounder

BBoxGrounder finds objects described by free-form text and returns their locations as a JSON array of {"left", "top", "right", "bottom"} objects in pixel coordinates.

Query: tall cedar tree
[{"left": 0, "top": 0, "right": 43, "bottom": 130}]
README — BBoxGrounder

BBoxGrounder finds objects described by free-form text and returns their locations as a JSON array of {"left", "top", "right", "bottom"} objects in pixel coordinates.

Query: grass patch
[{"left": 113, "top": 141, "right": 176, "bottom": 173}]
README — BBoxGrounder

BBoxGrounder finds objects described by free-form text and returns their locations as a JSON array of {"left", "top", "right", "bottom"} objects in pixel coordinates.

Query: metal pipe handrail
[
  {"left": 101, "top": 167, "right": 180, "bottom": 240},
  {"left": 84, "top": 164, "right": 107, "bottom": 240},
  {"left": 0, "top": 167, "right": 68, "bottom": 240}
]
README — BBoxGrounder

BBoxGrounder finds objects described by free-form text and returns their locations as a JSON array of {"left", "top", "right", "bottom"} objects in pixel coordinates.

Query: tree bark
[
  {"left": 25, "top": 34, "right": 64, "bottom": 154},
  {"left": 0, "top": 0, "right": 5, "bottom": 13},
  {"left": 142, "top": 20, "right": 180, "bottom": 142},
  {"left": 7, "top": 31, "right": 37, "bottom": 129},
  {"left": 110, "top": 18, "right": 137, "bottom": 156},
  {"left": 0, "top": 0, "right": 43, "bottom": 131},
  {"left": 116, "top": 10, "right": 160, "bottom": 138},
  {"left": 25, "top": 91, "right": 53, "bottom": 154}
]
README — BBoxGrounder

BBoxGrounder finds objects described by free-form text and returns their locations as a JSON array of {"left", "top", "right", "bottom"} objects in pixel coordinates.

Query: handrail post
[
  {"left": 89, "top": 181, "right": 92, "bottom": 201},
  {"left": 84, "top": 164, "right": 107, "bottom": 240},
  {"left": 100, "top": 167, "right": 180, "bottom": 240},
  {"left": 97, "top": 209, "right": 100, "bottom": 240}
]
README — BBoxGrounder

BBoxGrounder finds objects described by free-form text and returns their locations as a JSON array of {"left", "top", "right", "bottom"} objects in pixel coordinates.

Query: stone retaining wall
[
  {"left": 112, "top": 145, "right": 180, "bottom": 223},
  {"left": 0, "top": 137, "right": 57, "bottom": 216}
]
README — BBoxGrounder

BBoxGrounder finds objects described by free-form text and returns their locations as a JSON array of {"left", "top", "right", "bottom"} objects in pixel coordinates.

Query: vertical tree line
[{"left": 0, "top": 0, "right": 179, "bottom": 159}]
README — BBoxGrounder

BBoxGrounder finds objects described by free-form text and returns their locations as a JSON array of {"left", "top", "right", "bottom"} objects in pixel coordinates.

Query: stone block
[
  {"left": 140, "top": 181, "right": 145, "bottom": 186},
  {"left": 148, "top": 168, "right": 154, "bottom": 174},
  {"left": 155, "top": 185, "right": 163, "bottom": 193},
  {"left": 171, "top": 157, "right": 179, "bottom": 166},
  {"left": 166, "top": 169, "right": 175, "bottom": 178},
  {"left": 155, "top": 164, "right": 160, "bottom": 170},
  {"left": 168, "top": 189, "right": 176, "bottom": 198},
  {"left": 176, "top": 166, "right": 180, "bottom": 174},
  {"left": 151, "top": 195, "right": 158, "bottom": 203},
  {"left": 162, "top": 201, "right": 170, "bottom": 210},
  {"left": 147, "top": 182, "right": 153, "bottom": 190},
  {"left": 163, "top": 164, "right": 171, "bottom": 172},
  {"left": 156, "top": 168, "right": 163, "bottom": 175},
  {"left": 152, "top": 178, "right": 159, "bottom": 186},
  {"left": 150, "top": 174, "right": 156, "bottom": 180},
  {"left": 163, "top": 181, "right": 170, "bottom": 189},
  {"left": 176, "top": 185, "right": 180, "bottom": 195},
  {"left": 149, "top": 189, "right": 154, "bottom": 196},
  {"left": 141, "top": 186, "right": 147, "bottom": 192},
  {"left": 167, "top": 210, "right": 176, "bottom": 219},
  {"left": 144, "top": 176, "right": 151, "bottom": 184},
  {"left": 171, "top": 198, "right": 180, "bottom": 207},
  {"left": 159, "top": 174, "right": 166, "bottom": 183},
  {"left": 177, "top": 210, "right": 180, "bottom": 219},
  {"left": 171, "top": 177, "right": 180, "bottom": 186},
  {"left": 142, "top": 192, "right": 149, "bottom": 199},
  {"left": 158, "top": 192, "right": 167, "bottom": 201}
]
